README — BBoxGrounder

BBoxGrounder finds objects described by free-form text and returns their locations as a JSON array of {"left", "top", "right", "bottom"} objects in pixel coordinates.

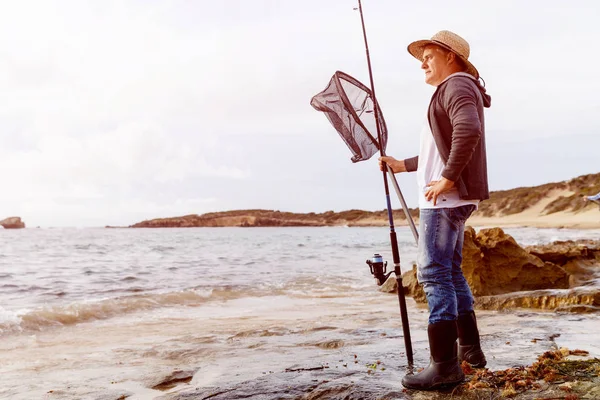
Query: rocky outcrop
[
  {"left": 0, "top": 217, "right": 25, "bottom": 229},
  {"left": 393, "top": 227, "right": 600, "bottom": 312},
  {"left": 526, "top": 240, "right": 600, "bottom": 265},
  {"left": 462, "top": 227, "right": 570, "bottom": 296},
  {"left": 526, "top": 240, "right": 600, "bottom": 288},
  {"left": 475, "top": 287, "right": 600, "bottom": 312}
]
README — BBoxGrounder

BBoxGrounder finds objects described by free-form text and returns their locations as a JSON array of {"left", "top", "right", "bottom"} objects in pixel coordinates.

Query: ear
[{"left": 446, "top": 51, "right": 456, "bottom": 65}]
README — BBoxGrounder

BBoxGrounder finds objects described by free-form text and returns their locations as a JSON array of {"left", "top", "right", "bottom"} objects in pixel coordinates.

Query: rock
[
  {"left": 378, "top": 265, "right": 427, "bottom": 304},
  {"left": 461, "top": 227, "right": 569, "bottom": 296},
  {"left": 527, "top": 240, "right": 600, "bottom": 264},
  {"left": 564, "top": 260, "right": 598, "bottom": 288},
  {"left": 155, "top": 368, "right": 408, "bottom": 400},
  {"left": 527, "top": 240, "right": 600, "bottom": 288},
  {"left": 154, "top": 349, "right": 600, "bottom": 400},
  {"left": 475, "top": 287, "right": 600, "bottom": 311},
  {"left": 400, "top": 267, "right": 426, "bottom": 304},
  {"left": 399, "top": 227, "right": 570, "bottom": 301},
  {"left": 143, "top": 368, "right": 197, "bottom": 391},
  {"left": 0, "top": 217, "right": 25, "bottom": 229},
  {"left": 378, "top": 275, "right": 397, "bottom": 293},
  {"left": 396, "top": 227, "right": 600, "bottom": 312}
]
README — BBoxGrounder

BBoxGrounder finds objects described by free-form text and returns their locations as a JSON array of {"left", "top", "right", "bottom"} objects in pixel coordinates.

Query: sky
[{"left": 0, "top": 0, "right": 598, "bottom": 227}]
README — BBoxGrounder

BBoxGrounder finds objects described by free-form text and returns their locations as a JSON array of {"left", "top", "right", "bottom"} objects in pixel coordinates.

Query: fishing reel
[{"left": 366, "top": 253, "right": 393, "bottom": 286}]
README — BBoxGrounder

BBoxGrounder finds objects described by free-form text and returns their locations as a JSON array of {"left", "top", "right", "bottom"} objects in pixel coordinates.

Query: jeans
[{"left": 417, "top": 204, "right": 476, "bottom": 324}]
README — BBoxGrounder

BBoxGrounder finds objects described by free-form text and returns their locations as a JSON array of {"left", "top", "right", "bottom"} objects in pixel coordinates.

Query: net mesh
[{"left": 310, "top": 71, "right": 387, "bottom": 163}]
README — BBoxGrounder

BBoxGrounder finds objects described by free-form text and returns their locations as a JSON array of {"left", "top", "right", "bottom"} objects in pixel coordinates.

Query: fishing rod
[{"left": 357, "top": 0, "right": 413, "bottom": 366}]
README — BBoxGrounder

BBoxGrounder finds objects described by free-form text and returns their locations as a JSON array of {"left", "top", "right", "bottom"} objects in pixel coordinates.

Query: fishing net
[{"left": 310, "top": 71, "right": 387, "bottom": 163}]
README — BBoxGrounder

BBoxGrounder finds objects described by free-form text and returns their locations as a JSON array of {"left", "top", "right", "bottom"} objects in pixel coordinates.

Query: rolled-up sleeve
[{"left": 403, "top": 155, "right": 419, "bottom": 172}]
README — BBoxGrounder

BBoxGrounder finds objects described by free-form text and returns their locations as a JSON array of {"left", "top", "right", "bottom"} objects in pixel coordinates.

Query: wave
[
  {"left": 227, "top": 327, "right": 291, "bottom": 340},
  {"left": 0, "top": 285, "right": 281, "bottom": 336},
  {"left": 0, "top": 276, "right": 368, "bottom": 336},
  {"left": 151, "top": 245, "right": 177, "bottom": 252},
  {"left": 301, "top": 339, "right": 346, "bottom": 349},
  {"left": 281, "top": 275, "right": 371, "bottom": 298}
]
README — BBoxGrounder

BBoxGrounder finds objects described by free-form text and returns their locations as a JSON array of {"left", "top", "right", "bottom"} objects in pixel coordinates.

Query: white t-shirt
[{"left": 417, "top": 74, "right": 480, "bottom": 210}]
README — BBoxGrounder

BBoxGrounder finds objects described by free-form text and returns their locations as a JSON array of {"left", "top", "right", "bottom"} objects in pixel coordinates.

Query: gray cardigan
[{"left": 404, "top": 74, "right": 492, "bottom": 201}]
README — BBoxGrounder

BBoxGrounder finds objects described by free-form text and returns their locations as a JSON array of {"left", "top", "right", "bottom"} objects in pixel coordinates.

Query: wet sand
[{"left": 2, "top": 291, "right": 599, "bottom": 399}]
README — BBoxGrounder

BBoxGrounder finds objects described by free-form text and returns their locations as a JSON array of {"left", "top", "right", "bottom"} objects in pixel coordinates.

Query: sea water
[{"left": 1, "top": 227, "right": 599, "bottom": 399}]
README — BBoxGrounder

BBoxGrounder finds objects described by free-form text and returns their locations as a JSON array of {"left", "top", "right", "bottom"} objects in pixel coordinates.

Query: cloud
[
  {"left": 0, "top": 120, "right": 249, "bottom": 226},
  {"left": 0, "top": 0, "right": 598, "bottom": 226}
]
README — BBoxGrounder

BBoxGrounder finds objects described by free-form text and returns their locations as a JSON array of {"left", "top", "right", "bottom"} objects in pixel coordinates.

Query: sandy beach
[
  {"left": 354, "top": 206, "right": 600, "bottom": 230},
  {"left": 468, "top": 190, "right": 600, "bottom": 230},
  {"left": 326, "top": 190, "right": 600, "bottom": 230}
]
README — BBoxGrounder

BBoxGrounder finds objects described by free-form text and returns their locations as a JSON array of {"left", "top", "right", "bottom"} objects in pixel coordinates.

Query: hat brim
[{"left": 407, "top": 39, "right": 479, "bottom": 79}]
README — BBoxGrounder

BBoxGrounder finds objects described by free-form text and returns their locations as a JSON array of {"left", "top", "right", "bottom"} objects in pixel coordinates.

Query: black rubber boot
[
  {"left": 401, "top": 320, "right": 465, "bottom": 390},
  {"left": 458, "top": 311, "right": 487, "bottom": 368}
]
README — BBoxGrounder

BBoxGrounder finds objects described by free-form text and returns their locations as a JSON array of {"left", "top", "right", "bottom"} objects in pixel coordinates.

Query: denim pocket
[{"left": 448, "top": 204, "right": 476, "bottom": 224}]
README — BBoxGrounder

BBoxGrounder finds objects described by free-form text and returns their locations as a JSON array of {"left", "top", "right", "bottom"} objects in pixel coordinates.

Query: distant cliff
[
  {"left": 129, "top": 209, "right": 419, "bottom": 228},
  {"left": 129, "top": 172, "right": 599, "bottom": 228}
]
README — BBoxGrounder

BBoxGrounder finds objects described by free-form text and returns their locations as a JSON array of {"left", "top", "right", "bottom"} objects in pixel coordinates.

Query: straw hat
[{"left": 407, "top": 30, "right": 479, "bottom": 79}]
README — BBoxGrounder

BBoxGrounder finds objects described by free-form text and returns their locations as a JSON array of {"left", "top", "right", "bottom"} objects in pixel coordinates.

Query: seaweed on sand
[{"left": 452, "top": 348, "right": 600, "bottom": 399}]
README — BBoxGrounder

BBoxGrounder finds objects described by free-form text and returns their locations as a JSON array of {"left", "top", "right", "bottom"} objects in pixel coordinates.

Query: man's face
[{"left": 421, "top": 45, "right": 449, "bottom": 86}]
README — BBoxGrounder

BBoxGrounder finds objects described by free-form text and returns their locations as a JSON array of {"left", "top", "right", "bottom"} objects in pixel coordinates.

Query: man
[{"left": 379, "top": 30, "right": 491, "bottom": 390}]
